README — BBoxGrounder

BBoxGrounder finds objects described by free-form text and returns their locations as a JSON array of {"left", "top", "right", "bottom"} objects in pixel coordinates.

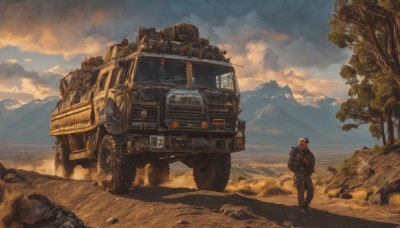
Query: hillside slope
[{"left": 0, "top": 167, "right": 396, "bottom": 227}]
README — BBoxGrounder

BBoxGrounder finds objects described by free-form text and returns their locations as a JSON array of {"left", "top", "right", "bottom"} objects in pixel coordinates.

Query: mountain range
[
  {"left": 0, "top": 81, "right": 376, "bottom": 150},
  {"left": 240, "top": 80, "right": 375, "bottom": 149},
  {"left": 0, "top": 97, "right": 59, "bottom": 145}
]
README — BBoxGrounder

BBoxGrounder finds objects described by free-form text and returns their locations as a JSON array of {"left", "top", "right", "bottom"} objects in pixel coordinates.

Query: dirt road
[{"left": 15, "top": 170, "right": 398, "bottom": 228}]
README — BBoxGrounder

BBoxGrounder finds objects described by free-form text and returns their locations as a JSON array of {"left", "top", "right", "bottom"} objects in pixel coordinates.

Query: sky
[{"left": 0, "top": 0, "right": 350, "bottom": 104}]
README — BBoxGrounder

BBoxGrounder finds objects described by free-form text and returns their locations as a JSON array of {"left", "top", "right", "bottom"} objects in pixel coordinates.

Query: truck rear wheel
[
  {"left": 148, "top": 161, "right": 170, "bottom": 186},
  {"left": 97, "top": 134, "right": 136, "bottom": 193},
  {"left": 55, "top": 140, "right": 74, "bottom": 178},
  {"left": 193, "top": 153, "right": 231, "bottom": 192}
]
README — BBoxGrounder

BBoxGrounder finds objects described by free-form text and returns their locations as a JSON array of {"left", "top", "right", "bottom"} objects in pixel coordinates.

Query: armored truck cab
[{"left": 50, "top": 23, "right": 246, "bottom": 193}]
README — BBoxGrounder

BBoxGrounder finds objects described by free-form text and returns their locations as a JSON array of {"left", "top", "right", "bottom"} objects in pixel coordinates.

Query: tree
[
  {"left": 335, "top": 65, "right": 388, "bottom": 144},
  {"left": 328, "top": 0, "right": 400, "bottom": 86},
  {"left": 328, "top": 0, "right": 400, "bottom": 145}
]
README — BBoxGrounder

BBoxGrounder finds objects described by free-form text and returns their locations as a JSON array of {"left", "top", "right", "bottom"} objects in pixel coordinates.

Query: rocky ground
[
  {"left": 0, "top": 162, "right": 84, "bottom": 228},
  {"left": 0, "top": 165, "right": 398, "bottom": 227},
  {"left": 326, "top": 145, "right": 400, "bottom": 206},
  {"left": 0, "top": 148, "right": 399, "bottom": 227}
]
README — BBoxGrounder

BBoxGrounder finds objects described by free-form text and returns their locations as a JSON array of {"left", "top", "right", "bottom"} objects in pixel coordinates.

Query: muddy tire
[
  {"left": 97, "top": 134, "right": 136, "bottom": 193},
  {"left": 193, "top": 153, "right": 231, "bottom": 192},
  {"left": 55, "top": 140, "right": 74, "bottom": 178},
  {"left": 148, "top": 161, "right": 170, "bottom": 186}
]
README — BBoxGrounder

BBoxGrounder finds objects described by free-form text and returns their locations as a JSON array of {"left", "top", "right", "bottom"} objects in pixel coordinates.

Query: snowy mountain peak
[
  {"left": 252, "top": 80, "right": 295, "bottom": 100},
  {"left": 0, "top": 99, "right": 22, "bottom": 110}
]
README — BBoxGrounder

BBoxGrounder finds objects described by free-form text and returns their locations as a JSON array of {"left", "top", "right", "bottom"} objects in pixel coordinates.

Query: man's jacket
[{"left": 288, "top": 146, "right": 315, "bottom": 175}]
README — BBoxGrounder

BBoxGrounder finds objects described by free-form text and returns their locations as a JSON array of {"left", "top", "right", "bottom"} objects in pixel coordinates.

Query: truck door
[
  {"left": 94, "top": 67, "right": 112, "bottom": 125},
  {"left": 104, "top": 60, "right": 134, "bottom": 134}
]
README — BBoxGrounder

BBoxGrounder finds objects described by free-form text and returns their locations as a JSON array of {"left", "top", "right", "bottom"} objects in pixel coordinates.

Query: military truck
[{"left": 50, "top": 23, "right": 246, "bottom": 193}]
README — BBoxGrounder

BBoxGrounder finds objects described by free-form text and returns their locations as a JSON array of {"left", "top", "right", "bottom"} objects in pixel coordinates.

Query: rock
[
  {"left": 4, "top": 173, "right": 22, "bottom": 183},
  {"left": 327, "top": 166, "right": 337, "bottom": 174},
  {"left": 23, "top": 199, "right": 54, "bottom": 225},
  {"left": 106, "top": 217, "right": 118, "bottom": 224},
  {"left": 334, "top": 185, "right": 348, "bottom": 198},
  {"left": 211, "top": 209, "right": 219, "bottom": 213},
  {"left": 220, "top": 204, "right": 256, "bottom": 220},
  {"left": 62, "top": 221, "right": 75, "bottom": 228},
  {"left": 340, "top": 193, "right": 353, "bottom": 199},
  {"left": 56, "top": 210, "right": 63, "bottom": 219},
  {"left": 91, "top": 181, "right": 99, "bottom": 186},
  {"left": 369, "top": 188, "right": 388, "bottom": 205},
  {"left": 176, "top": 220, "right": 189, "bottom": 225},
  {"left": 365, "top": 191, "right": 374, "bottom": 201},
  {"left": 0, "top": 162, "right": 7, "bottom": 179},
  {"left": 357, "top": 161, "right": 374, "bottom": 178}
]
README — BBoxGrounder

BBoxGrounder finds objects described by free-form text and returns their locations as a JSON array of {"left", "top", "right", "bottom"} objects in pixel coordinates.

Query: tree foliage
[{"left": 328, "top": 0, "right": 400, "bottom": 145}]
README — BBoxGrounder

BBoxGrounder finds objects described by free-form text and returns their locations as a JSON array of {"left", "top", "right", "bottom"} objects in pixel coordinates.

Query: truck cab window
[
  {"left": 135, "top": 58, "right": 186, "bottom": 85},
  {"left": 192, "top": 63, "right": 235, "bottom": 91}
]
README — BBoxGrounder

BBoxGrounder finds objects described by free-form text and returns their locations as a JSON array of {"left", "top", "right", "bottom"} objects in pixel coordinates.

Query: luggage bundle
[
  {"left": 135, "top": 23, "right": 227, "bottom": 61},
  {"left": 81, "top": 56, "right": 104, "bottom": 69},
  {"left": 104, "top": 39, "right": 135, "bottom": 63},
  {"left": 58, "top": 69, "right": 97, "bottom": 108}
]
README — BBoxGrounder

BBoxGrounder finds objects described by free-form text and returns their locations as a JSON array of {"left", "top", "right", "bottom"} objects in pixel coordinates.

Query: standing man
[{"left": 288, "top": 137, "right": 315, "bottom": 215}]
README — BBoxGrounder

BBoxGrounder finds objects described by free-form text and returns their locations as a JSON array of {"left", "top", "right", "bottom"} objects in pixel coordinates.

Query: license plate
[{"left": 150, "top": 135, "right": 165, "bottom": 149}]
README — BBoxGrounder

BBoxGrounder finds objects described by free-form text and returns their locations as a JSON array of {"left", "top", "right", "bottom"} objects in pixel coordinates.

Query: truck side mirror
[{"left": 237, "top": 119, "right": 246, "bottom": 131}]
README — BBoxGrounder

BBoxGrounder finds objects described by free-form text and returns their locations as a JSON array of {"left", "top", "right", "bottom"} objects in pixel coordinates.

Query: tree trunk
[
  {"left": 381, "top": 116, "right": 387, "bottom": 146},
  {"left": 386, "top": 107, "right": 395, "bottom": 145},
  {"left": 398, "top": 119, "right": 400, "bottom": 141}
]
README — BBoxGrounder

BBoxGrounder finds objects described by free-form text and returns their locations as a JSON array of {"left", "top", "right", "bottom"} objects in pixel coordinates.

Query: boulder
[
  {"left": 220, "top": 204, "right": 256, "bottom": 220},
  {"left": 23, "top": 198, "right": 54, "bottom": 225},
  {"left": 4, "top": 173, "right": 22, "bottom": 183},
  {"left": 0, "top": 163, "right": 7, "bottom": 179},
  {"left": 369, "top": 188, "right": 388, "bottom": 205},
  {"left": 340, "top": 193, "right": 353, "bottom": 199}
]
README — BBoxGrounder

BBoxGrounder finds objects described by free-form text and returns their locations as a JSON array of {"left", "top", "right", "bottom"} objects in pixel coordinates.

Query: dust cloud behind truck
[{"left": 50, "top": 23, "right": 246, "bottom": 193}]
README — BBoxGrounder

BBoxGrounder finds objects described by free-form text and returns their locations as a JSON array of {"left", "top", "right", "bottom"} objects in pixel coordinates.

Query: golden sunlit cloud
[
  {"left": 46, "top": 65, "right": 73, "bottom": 76},
  {"left": 0, "top": 61, "right": 61, "bottom": 102},
  {"left": 221, "top": 41, "right": 348, "bottom": 102},
  {"left": 4, "top": 59, "right": 18, "bottom": 64}
]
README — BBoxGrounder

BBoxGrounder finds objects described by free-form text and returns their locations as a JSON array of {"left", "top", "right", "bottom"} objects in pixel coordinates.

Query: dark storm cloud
[
  {"left": 0, "top": 61, "right": 62, "bottom": 101},
  {"left": 0, "top": 0, "right": 343, "bottom": 69}
]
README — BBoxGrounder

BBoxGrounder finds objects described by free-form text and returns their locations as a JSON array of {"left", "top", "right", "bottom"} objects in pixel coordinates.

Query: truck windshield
[
  {"left": 135, "top": 57, "right": 236, "bottom": 91},
  {"left": 135, "top": 58, "right": 186, "bottom": 85},
  {"left": 192, "top": 63, "right": 235, "bottom": 91}
]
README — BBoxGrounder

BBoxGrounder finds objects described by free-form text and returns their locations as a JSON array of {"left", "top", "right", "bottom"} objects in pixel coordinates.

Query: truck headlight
[{"left": 166, "top": 89, "right": 204, "bottom": 107}]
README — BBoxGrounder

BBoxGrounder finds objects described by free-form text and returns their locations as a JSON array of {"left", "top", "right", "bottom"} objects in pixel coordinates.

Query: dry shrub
[
  {"left": 327, "top": 188, "right": 339, "bottom": 198},
  {"left": 351, "top": 188, "right": 368, "bottom": 205},
  {"left": 389, "top": 193, "right": 400, "bottom": 206},
  {"left": 0, "top": 188, "right": 27, "bottom": 227},
  {"left": 225, "top": 177, "right": 292, "bottom": 197},
  {"left": 282, "top": 180, "right": 296, "bottom": 194}
]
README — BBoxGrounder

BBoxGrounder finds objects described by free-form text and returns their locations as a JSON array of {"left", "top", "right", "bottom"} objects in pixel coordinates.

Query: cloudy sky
[{"left": 0, "top": 0, "right": 349, "bottom": 103}]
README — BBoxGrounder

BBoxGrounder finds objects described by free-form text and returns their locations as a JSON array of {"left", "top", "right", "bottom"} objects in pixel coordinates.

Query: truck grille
[
  {"left": 165, "top": 106, "right": 205, "bottom": 127},
  {"left": 209, "top": 109, "right": 235, "bottom": 130}
]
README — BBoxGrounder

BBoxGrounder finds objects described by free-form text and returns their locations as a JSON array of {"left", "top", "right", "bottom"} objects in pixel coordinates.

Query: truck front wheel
[
  {"left": 148, "top": 161, "right": 170, "bottom": 186},
  {"left": 193, "top": 153, "right": 231, "bottom": 192},
  {"left": 97, "top": 134, "right": 136, "bottom": 193},
  {"left": 55, "top": 140, "right": 74, "bottom": 178}
]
